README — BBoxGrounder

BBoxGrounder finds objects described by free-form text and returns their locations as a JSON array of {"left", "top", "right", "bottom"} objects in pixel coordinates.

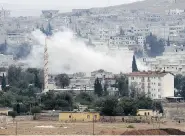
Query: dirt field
[{"left": 0, "top": 120, "right": 185, "bottom": 135}]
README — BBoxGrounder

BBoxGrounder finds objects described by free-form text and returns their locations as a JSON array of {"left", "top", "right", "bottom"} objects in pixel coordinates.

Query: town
[{"left": 0, "top": 0, "right": 185, "bottom": 135}]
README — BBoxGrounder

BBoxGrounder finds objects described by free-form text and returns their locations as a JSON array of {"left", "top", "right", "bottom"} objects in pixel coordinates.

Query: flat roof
[
  {"left": 138, "top": 109, "right": 153, "bottom": 111},
  {"left": 60, "top": 111, "right": 99, "bottom": 113},
  {"left": 127, "top": 71, "right": 173, "bottom": 77},
  {"left": 166, "top": 96, "right": 183, "bottom": 99}
]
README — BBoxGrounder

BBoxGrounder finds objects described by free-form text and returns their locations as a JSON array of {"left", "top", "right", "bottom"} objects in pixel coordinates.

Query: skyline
[{"left": 0, "top": 0, "right": 144, "bottom": 16}]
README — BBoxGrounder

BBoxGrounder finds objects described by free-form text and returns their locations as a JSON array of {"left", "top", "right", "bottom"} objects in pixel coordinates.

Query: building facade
[
  {"left": 59, "top": 112, "right": 100, "bottom": 122},
  {"left": 127, "top": 71, "right": 174, "bottom": 99}
]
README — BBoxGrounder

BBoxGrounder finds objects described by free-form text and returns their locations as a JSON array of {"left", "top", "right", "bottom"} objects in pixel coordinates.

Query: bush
[
  {"left": 8, "top": 111, "right": 17, "bottom": 118},
  {"left": 31, "top": 106, "right": 41, "bottom": 115},
  {"left": 127, "top": 125, "right": 135, "bottom": 128}
]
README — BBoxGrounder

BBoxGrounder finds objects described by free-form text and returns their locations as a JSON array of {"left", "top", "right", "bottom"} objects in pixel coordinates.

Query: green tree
[
  {"left": 181, "top": 84, "right": 185, "bottom": 98},
  {"left": 174, "top": 74, "right": 184, "bottom": 91},
  {"left": 0, "top": 92, "right": 15, "bottom": 107},
  {"left": 31, "top": 106, "right": 41, "bottom": 115},
  {"left": 129, "top": 85, "right": 138, "bottom": 98},
  {"left": 31, "top": 106, "right": 41, "bottom": 120},
  {"left": 55, "top": 74, "right": 70, "bottom": 88},
  {"left": 34, "top": 73, "right": 41, "bottom": 89},
  {"left": 8, "top": 111, "right": 17, "bottom": 123},
  {"left": 94, "top": 78, "right": 103, "bottom": 97},
  {"left": 118, "top": 97, "right": 137, "bottom": 116},
  {"left": 75, "top": 92, "right": 94, "bottom": 105},
  {"left": 146, "top": 33, "right": 165, "bottom": 57},
  {"left": 101, "top": 96, "right": 118, "bottom": 116},
  {"left": 152, "top": 101, "right": 163, "bottom": 113},
  {"left": 132, "top": 55, "right": 138, "bottom": 72},
  {"left": 136, "top": 96, "right": 153, "bottom": 109},
  {"left": 57, "top": 92, "right": 73, "bottom": 110},
  {"left": 8, "top": 66, "right": 22, "bottom": 86},
  {"left": 41, "top": 92, "right": 73, "bottom": 111},
  {"left": 1, "top": 73, "right": 6, "bottom": 91},
  {"left": 16, "top": 103, "right": 20, "bottom": 115},
  {"left": 103, "top": 81, "right": 109, "bottom": 96},
  {"left": 115, "top": 75, "right": 129, "bottom": 96},
  {"left": 13, "top": 103, "right": 29, "bottom": 114}
]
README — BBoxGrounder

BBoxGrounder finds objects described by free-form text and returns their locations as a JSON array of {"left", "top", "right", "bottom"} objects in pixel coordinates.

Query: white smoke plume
[{"left": 22, "top": 29, "right": 147, "bottom": 75}]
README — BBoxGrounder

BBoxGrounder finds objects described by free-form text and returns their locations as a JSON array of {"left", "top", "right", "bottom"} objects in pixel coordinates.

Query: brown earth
[
  {"left": 122, "top": 129, "right": 185, "bottom": 135},
  {"left": 0, "top": 120, "right": 185, "bottom": 135}
]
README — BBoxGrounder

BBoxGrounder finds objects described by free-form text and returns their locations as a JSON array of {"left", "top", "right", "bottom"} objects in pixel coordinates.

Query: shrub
[
  {"left": 8, "top": 111, "right": 17, "bottom": 123},
  {"left": 31, "top": 106, "right": 41, "bottom": 115},
  {"left": 8, "top": 111, "right": 17, "bottom": 118},
  {"left": 31, "top": 106, "right": 41, "bottom": 120},
  {"left": 127, "top": 125, "right": 135, "bottom": 128}
]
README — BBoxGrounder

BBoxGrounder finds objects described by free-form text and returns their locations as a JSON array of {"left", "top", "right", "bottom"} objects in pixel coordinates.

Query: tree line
[
  {"left": 0, "top": 64, "right": 163, "bottom": 116},
  {"left": 135, "top": 33, "right": 165, "bottom": 58}
]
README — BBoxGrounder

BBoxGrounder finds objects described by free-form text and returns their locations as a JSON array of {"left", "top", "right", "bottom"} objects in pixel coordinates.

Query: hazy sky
[{"left": 0, "top": 0, "right": 143, "bottom": 16}]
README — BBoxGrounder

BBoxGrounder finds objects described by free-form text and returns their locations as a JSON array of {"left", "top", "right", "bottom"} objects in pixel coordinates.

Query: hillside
[{"left": 103, "top": 0, "right": 185, "bottom": 14}]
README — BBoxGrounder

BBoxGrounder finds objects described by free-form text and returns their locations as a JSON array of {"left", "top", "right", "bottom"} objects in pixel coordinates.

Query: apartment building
[
  {"left": 165, "top": 9, "right": 184, "bottom": 15},
  {"left": 127, "top": 71, "right": 174, "bottom": 99}
]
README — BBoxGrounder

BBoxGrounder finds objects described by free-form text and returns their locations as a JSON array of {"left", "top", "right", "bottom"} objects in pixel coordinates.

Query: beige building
[
  {"left": 127, "top": 71, "right": 174, "bottom": 99},
  {"left": 137, "top": 109, "right": 154, "bottom": 116}
]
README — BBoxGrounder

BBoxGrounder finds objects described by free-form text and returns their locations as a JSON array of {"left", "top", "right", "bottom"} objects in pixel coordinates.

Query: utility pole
[
  {"left": 93, "top": 116, "right": 95, "bottom": 135},
  {"left": 15, "top": 121, "right": 18, "bottom": 135}
]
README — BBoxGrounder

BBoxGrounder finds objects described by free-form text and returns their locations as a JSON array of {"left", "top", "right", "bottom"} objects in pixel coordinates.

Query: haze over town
[
  {"left": 0, "top": 0, "right": 185, "bottom": 135},
  {"left": 0, "top": 0, "right": 144, "bottom": 16}
]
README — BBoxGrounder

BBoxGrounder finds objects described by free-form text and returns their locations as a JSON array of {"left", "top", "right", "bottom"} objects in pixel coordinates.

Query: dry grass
[{"left": 0, "top": 120, "right": 184, "bottom": 135}]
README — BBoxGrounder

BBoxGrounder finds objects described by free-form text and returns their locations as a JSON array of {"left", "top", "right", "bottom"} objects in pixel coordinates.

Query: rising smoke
[{"left": 22, "top": 29, "right": 147, "bottom": 74}]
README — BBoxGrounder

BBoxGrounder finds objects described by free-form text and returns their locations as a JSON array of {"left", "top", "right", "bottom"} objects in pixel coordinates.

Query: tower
[
  {"left": 44, "top": 37, "right": 49, "bottom": 91},
  {"left": 42, "top": 11, "right": 56, "bottom": 92}
]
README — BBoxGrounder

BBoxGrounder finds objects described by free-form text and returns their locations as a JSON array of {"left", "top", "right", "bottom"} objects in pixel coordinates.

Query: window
[
  {"left": 144, "top": 112, "right": 147, "bottom": 116},
  {"left": 158, "top": 83, "right": 161, "bottom": 86},
  {"left": 131, "top": 77, "right": 134, "bottom": 80},
  {"left": 142, "top": 77, "right": 144, "bottom": 82},
  {"left": 148, "top": 112, "right": 150, "bottom": 115},
  {"left": 87, "top": 115, "right": 90, "bottom": 119},
  {"left": 69, "top": 115, "right": 71, "bottom": 118},
  {"left": 148, "top": 77, "right": 150, "bottom": 80}
]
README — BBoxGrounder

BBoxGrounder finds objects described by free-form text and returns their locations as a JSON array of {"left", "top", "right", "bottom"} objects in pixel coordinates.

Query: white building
[
  {"left": 165, "top": 9, "right": 184, "bottom": 15},
  {"left": 127, "top": 71, "right": 174, "bottom": 99},
  {"left": 144, "top": 45, "right": 185, "bottom": 75},
  {"left": 6, "top": 32, "right": 31, "bottom": 45},
  {"left": 0, "top": 8, "right": 10, "bottom": 20}
]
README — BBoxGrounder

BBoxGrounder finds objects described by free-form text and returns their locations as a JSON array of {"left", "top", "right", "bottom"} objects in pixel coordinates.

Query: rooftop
[{"left": 127, "top": 71, "right": 173, "bottom": 77}]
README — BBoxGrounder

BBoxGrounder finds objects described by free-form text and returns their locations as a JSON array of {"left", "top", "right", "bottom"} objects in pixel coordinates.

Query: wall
[
  {"left": 162, "top": 73, "right": 174, "bottom": 98},
  {"left": 163, "top": 102, "right": 185, "bottom": 120},
  {"left": 137, "top": 110, "right": 153, "bottom": 116},
  {"left": 59, "top": 112, "right": 100, "bottom": 122}
]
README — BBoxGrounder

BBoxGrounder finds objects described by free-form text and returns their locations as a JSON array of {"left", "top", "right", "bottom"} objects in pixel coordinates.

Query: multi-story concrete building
[
  {"left": 165, "top": 9, "right": 184, "bottom": 15},
  {"left": 143, "top": 45, "right": 185, "bottom": 75},
  {"left": 127, "top": 71, "right": 174, "bottom": 99}
]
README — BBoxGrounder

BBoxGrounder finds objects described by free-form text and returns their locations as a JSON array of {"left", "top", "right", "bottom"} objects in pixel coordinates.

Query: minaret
[
  {"left": 43, "top": 23, "right": 53, "bottom": 92},
  {"left": 41, "top": 10, "right": 56, "bottom": 92},
  {"left": 44, "top": 37, "right": 49, "bottom": 91}
]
